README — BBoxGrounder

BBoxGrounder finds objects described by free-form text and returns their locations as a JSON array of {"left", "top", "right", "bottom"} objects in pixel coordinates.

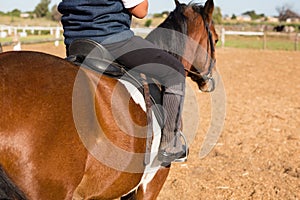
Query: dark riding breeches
[
  {"left": 104, "top": 36, "right": 186, "bottom": 154},
  {"left": 102, "top": 36, "right": 186, "bottom": 88}
]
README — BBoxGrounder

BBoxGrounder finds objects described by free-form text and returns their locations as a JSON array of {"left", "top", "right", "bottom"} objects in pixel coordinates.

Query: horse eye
[{"left": 215, "top": 39, "right": 219, "bottom": 44}]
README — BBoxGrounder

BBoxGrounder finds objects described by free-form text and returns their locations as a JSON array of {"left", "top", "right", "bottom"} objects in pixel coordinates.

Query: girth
[{"left": 66, "top": 39, "right": 164, "bottom": 128}]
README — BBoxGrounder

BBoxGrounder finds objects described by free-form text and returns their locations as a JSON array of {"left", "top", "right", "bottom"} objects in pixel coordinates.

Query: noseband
[{"left": 185, "top": 21, "right": 216, "bottom": 92}]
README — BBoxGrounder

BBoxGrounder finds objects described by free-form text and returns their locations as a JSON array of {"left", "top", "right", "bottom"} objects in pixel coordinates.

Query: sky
[{"left": 0, "top": 0, "right": 300, "bottom": 17}]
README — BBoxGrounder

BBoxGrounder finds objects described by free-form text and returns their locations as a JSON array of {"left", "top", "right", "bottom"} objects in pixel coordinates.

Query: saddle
[{"left": 66, "top": 39, "right": 164, "bottom": 128}]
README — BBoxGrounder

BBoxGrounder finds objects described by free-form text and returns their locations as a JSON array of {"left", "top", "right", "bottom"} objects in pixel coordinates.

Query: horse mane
[
  {"left": 146, "top": 2, "right": 205, "bottom": 59},
  {"left": 0, "top": 166, "right": 27, "bottom": 200}
]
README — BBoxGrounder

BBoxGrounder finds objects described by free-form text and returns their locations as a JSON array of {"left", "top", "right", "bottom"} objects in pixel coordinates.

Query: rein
[{"left": 184, "top": 21, "right": 216, "bottom": 92}]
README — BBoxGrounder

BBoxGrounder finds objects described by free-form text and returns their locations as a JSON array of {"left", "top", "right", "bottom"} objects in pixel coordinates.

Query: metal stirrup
[{"left": 173, "top": 131, "right": 188, "bottom": 163}]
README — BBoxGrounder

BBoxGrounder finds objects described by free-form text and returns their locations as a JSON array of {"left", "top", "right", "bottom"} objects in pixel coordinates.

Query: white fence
[
  {"left": 220, "top": 29, "right": 265, "bottom": 49},
  {"left": 0, "top": 25, "right": 152, "bottom": 38},
  {"left": 132, "top": 27, "right": 152, "bottom": 35},
  {"left": 0, "top": 25, "right": 63, "bottom": 38},
  {"left": 220, "top": 28, "right": 300, "bottom": 50},
  {"left": 1, "top": 25, "right": 299, "bottom": 51},
  {"left": 0, "top": 26, "right": 153, "bottom": 48},
  {"left": 0, "top": 25, "right": 63, "bottom": 48}
]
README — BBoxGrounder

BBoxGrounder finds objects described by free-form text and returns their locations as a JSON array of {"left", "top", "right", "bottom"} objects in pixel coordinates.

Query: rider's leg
[
  {"left": 158, "top": 82, "right": 187, "bottom": 164},
  {"left": 103, "top": 36, "right": 187, "bottom": 164}
]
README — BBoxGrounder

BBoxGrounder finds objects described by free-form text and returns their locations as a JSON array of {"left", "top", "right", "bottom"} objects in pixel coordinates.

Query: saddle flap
[{"left": 83, "top": 58, "right": 126, "bottom": 78}]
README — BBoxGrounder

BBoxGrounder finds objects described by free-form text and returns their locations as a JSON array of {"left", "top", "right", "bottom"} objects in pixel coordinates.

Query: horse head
[
  {"left": 147, "top": 0, "right": 218, "bottom": 92},
  {"left": 180, "top": 0, "right": 218, "bottom": 92}
]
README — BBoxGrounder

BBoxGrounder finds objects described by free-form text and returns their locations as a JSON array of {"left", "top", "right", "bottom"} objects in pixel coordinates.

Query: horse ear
[
  {"left": 204, "top": 0, "right": 214, "bottom": 22},
  {"left": 174, "top": 0, "right": 180, "bottom": 7}
]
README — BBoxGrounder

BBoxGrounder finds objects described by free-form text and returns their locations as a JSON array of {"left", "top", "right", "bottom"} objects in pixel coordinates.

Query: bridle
[{"left": 184, "top": 20, "right": 216, "bottom": 92}]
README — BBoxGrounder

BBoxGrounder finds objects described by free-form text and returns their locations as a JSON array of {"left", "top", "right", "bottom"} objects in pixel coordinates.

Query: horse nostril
[{"left": 199, "top": 77, "right": 215, "bottom": 92}]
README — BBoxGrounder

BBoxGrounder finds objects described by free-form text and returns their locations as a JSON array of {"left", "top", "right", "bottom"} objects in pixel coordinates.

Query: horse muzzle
[
  {"left": 197, "top": 75, "right": 215, "bottom": 92},
  {"left": 189, "top": 72, "right": 215, "bottom": 93}
]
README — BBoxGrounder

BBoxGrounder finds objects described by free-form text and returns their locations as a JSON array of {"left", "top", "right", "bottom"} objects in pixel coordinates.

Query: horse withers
[{"left": 0, "top": 0, "right": 218, "bottom": 199}]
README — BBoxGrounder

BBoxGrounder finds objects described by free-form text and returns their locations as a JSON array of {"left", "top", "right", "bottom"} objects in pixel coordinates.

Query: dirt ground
[
  {"left": 160, "top": 48, "right": 300, "bottom": 200},
  {"left": 3, "top": 44, "right": 300, "bottom": 199}
]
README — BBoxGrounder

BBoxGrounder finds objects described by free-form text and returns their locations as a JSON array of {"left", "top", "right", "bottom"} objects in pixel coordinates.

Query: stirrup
[
  {"left": 173, "top": 131, "right": 188, "bottom": 163},
  {"left": 158, "top": 131, "right": 189, "bottom": 166}
]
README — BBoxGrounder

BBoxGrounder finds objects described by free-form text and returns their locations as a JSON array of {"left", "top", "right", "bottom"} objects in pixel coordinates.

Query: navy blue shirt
[{"left": 58, "top": 0, "right": 134, "bottom": 46}]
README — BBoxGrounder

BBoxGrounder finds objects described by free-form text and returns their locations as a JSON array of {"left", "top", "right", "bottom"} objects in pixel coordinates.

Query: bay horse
[{"left": 0, "top": 0, "right": 218, "bottom": 199}]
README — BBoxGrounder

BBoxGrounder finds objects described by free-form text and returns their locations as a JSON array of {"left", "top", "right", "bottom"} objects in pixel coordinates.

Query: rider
[{"left": 58, "top": 0, "right": 187, "bottom": 165}]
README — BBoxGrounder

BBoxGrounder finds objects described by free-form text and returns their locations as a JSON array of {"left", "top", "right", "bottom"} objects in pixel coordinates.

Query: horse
[
  {"left": 273, "top": 25, "right": 285, "bottom": 32},
  {"left": 0, "top": 0, "right": 218, "bottom": 199}
]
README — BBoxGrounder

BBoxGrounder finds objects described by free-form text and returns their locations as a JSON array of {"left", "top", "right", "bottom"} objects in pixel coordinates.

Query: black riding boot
[{"left": 158, "top": 83, "right": 188, "bottom": 165}]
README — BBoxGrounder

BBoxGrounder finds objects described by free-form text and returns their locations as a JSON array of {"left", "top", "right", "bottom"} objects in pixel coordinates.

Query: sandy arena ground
[{"left": 3, "top": 43, "right": 300, "bottom": 199}]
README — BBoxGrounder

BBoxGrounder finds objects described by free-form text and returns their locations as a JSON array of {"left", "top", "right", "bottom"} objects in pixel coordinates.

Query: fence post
[
  {"left": 263, "top": 31, "right": 267, "bottom": 50},
  {"left": 13, "top": 36, "right": 21, "bottom": 51},
  {"left": 8, "top": 27, "right": 12, "bottom": 35},
  {"left": 54, "top": 26, "right": 60, "bottom": 47},
  {"left": 295, "top": 33, "right": 299, "bottom": 51},
  {"left": 221, "top": 27, "right": 225, "bottom": 48},
  {"left": 14, "top": 27, "right": 17, "bottom": 36}
]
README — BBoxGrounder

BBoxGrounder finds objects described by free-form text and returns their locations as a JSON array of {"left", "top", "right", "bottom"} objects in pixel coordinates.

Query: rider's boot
[{"left": 158, "top": 83, "right": 188, "bottom": 166}]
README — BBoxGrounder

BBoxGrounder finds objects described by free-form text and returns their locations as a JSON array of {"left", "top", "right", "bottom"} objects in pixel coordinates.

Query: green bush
[{"left": 144, "top": 19, "right": 152, "bottom": 27}]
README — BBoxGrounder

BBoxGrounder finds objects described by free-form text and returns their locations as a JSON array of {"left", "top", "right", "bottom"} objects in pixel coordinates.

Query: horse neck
[{"left": 145, "top": 10, "right": 187, "bottom": 60}]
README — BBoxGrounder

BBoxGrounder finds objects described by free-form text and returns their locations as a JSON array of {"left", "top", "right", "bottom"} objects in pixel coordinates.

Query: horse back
[
  {"left": 0, "top": 51, "right": 148, "bottom": 199},
  {"left": 0, "top": 51, "right": 89, "bottom": 199}
]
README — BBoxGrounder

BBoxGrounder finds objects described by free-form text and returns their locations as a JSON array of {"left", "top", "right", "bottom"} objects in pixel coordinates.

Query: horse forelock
[{"left": 189, "top": 2, "right": 205, "bottom": 17}]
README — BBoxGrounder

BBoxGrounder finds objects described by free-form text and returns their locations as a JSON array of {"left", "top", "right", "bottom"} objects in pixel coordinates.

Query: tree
[
  {"left": 50, "top": 4, "right": 61, "bottom": 21},
  {"left": 34, "top": 0, "right": 51, "bottom": 18},
  {"left": 213, "top": 6, "right": 222, "bottom": 24},
  {"left": 153, "top": 11, "right": 169, "bottom": 18},
  {"left": 161, "top": 11, "right": 170, "bottom": 17},
  {"left": 153, "top": 13, "right": 163, "bottom": 18},
  {"left": 8, "top": 9, "right": 21, "bottom": 17},
  {"left": 242, "top": 10, "right": 265, "bottom": 20},
  {"left": 231, "top": 14, "right": 237, "bottom": 20},
  {"left": 276, "top": 4, "right": 300, "bottom": 21},
  {"left": 144, "top": 19, "right": 152, "bottom": 27}
]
